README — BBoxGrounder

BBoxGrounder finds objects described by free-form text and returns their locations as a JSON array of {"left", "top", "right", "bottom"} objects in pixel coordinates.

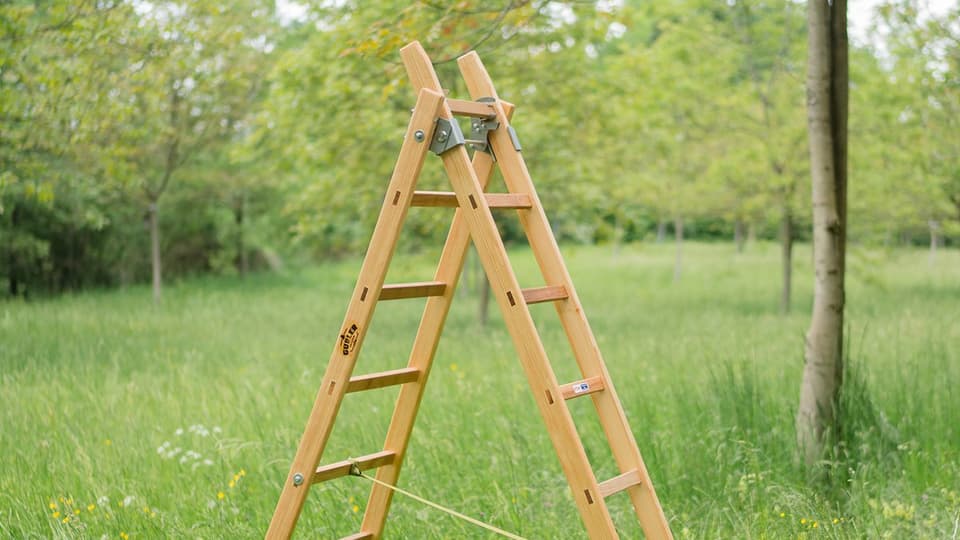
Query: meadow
[{"left": 1, "top": 242, "right": 958, "bottom": 539}]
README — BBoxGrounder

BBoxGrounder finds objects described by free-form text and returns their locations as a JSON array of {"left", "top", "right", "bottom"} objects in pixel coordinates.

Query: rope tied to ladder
[{"left": 347, "top": 460, "right": 528, "bottom": 540}]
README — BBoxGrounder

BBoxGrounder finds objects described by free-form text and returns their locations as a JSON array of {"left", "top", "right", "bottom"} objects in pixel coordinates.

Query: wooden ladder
[{"left": 266, "top": 41, "right": 672, "bottom": 540}]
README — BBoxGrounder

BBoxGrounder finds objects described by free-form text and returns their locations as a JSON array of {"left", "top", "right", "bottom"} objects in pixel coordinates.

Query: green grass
[{"left": 1, "top": 242, "right": 958, "bottom": 539}]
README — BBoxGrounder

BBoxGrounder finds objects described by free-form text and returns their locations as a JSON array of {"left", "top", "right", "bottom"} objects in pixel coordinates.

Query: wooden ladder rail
[
  {"left": 265, "top": 88, "right": 445, "bottom": 539},
  {"left": 354, "top": 43, "right": 518, "bottom": 538},
  {"left": 400, "top": 42, "right": 619, "bottom": 537},
  {"left": 457, "top": 52, "right": 672, "bottom": 540}
]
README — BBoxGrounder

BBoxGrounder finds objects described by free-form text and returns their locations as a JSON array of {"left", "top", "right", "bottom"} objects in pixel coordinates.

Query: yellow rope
[{"left": 348, "top": 461, "right": 528, "bottom": 540}]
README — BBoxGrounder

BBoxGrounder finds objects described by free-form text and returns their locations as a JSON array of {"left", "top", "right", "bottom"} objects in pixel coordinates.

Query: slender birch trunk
[
  {"left": 149, "top": 201, "right": 162, "bottom": 304},
  {"left": 797, "top": 0, "right": 848, "bottom": 467},
  {"left": 781, "top": 209, "right": 794, "bottom": 315},
  {"left": 673, "top": 215, "right": 684, "bottom": 282}
]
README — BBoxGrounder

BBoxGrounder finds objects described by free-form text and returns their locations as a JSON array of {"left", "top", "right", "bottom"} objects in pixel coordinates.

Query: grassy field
[{"left": 1, "top": 242, "right": 958, "bottom": 539}]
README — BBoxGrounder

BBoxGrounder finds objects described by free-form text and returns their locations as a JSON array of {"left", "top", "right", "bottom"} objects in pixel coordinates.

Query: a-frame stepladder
[{"left": 267, "top": 42, "right": 672, "bottom": 540}]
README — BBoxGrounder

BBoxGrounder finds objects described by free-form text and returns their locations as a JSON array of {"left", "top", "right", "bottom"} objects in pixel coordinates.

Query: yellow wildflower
[
  {"left": 833, "top": 518, "right": 839, "bottom": 524},
  {"left": 229, "top": 480, "right": 236, "bottom": 489},
  {"left": 813, "top": 522, "right": 818, "bottom": 528},
  {"left": 779, "top": 512, "right": 785, "bottom": 518},
  {"left": 120, "top": 532, "right": 129, "bottom": 540},
  {"left": 73, "top": 509, "right": 81, "bottom": 515},
  {"left": 217, "top": 491, "right": 225, "bottom": 500},
  {"left": 49, "top": 502, "right": 57, "bottom": 510},
  {"left": 800, "top": 518, "right": 807, "bottom": 525},
  {"left": 88, "top": 504, "right": 95, "bottom": 512},
  {"left": 105, "top": 439, "right": 112, "bottom": 446},
  {"left": 52, "top": 511, "right": 61, "bottom": 518},
  {"left": 352, "top": 504, "right": 360, "bottom": 513},
  {"left": 239, "top": 469, "right": 246, "bottom": 477},
  {"left": 62, "top": 517, "right": 69, "bottom": 524}
]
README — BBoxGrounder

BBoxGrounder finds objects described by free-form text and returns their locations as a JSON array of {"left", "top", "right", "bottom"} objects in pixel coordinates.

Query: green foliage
[{"left": 2, "top": 0, "right": 958, "bottom": 296}]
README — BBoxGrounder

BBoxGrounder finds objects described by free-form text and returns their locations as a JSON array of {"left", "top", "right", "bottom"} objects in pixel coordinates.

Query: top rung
[{"left": 447, "top": 98, "right": 496, "bottom": 118}]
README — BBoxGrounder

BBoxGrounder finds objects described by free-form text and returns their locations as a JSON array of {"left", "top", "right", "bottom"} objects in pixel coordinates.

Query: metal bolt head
[
  {"left": 292, "top": 472, "right": 304, "bottom": 486},
  {"left": 437, "top": 130, "right": 449, "bottom": 143},
  {"left": 414, "top": 130, "right": 425, "bottom": 142}
]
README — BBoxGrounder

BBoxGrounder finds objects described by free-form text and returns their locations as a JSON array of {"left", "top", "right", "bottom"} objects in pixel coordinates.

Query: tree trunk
[
  {"left": 612, "top": 214, "right": 623, "bottom": 259},
  {"left": 673, "top": 215, "right": 684, "bottom": 282},
  {"left": 780, "top": 210, "right": 793, "bottom": 314},
  {"left": 478, "top": 273, "right": 490, "bottom": 327},
  {"left": 797, "top": 0, "right": 848, "bottom": 468},
  {"left": 928, "top": 219, "right": 941, "bottom": 266},
  {"left": 656, "top": 219, "right": 667, "bottom": 243},
  {"left": 8, "top": 205, "right": 19, "bottom": 297},
  {"left": 734, "top": 219, "right": 746, "bottom": 253},
  {"left": 149, "top": 201, "right": 162, "bottom": 304},
  {"left": 235, "top": 194, "right": 248, "bottom": 277}
]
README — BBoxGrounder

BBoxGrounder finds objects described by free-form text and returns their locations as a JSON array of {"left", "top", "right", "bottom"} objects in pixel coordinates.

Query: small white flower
[
  {"left": 213, "top": 426, "right": 222, "bottom": 433},
  {"left": 207, "top": 499, "right": 216, "bottom": 509},
  {"left": 97, "top": 495, "right": 109, "bottom": 505},
  {"left": 179, "top": 456, "right": 189, "bottom": 464},
  {"left": 203, "top": 459, "right": 213, "bottom": 466},
  {"left": 122, "top": 495, "right": 135, "bottom": 507},
  {"left": 174, "top": 428, "right": 184, "bottom": 436}
]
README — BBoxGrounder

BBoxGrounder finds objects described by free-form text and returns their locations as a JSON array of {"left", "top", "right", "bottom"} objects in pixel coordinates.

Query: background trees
[{"left": 1, "top": 0, "right": 955, "bottom": 299}]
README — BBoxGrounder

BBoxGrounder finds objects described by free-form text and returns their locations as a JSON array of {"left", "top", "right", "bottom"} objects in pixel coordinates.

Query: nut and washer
[
  {"left": 414, "top": 130, "right": 425, "bottom": 142},
  {"left": 292, "top": 472, "right": 304, "bottom": 486}
]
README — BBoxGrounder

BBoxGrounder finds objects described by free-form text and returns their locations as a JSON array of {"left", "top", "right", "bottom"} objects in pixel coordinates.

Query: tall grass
[{"left": 1, "top": 242, "right": 957, "bottom": 538}]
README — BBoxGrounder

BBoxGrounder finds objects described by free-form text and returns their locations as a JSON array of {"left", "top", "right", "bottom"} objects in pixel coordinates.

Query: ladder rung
[
  {"left": 486, "top": 193, "right": 532, "bottom": 209},
  {"left": 598, "top": 468, "right": 643, "bottom": 498},
  {"left": 347, "top": 367, "right": 420, "bottom": 393},
  {"left": 411, "top": 191, "right": 532, "bottom": 209},
  {"left": 379, "top": 281, "right": 446, "bottom": 300},
  {"left": 447, "top": 98, "right": 496, "bottom": 118},
  {"left": 313, "top": 451, "right": 395, "bottom": 484},
  {"left": 340, "top": 533, "right": 373, "bottom": 540},
  {"left": 560, "top": 375, "right": 605, "bottom": 400},
  {"left": 521, "top": 285, "right": 568, "bottom": 304}
]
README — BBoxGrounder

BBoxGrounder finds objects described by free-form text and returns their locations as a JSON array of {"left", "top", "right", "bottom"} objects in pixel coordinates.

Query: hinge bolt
[
  {"left": 437, "top": 130, "right": 449, "bottom": 143},
  {"left": 414, "top": 130, "right": 425, "bottom": 142},
  {"left": 292, "top": 472, "right": 304, "bottom": 486}
]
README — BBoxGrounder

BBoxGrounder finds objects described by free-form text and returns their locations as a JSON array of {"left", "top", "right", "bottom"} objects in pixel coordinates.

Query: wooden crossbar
[
  {"left": 347, "top": 367, "right": 420, "bottom": 393},
  {"left": 560, "top": 375, "right": 606, "bottom": 400},
  {"left": 411, "top": 191, "right": 532, "bottom": 209},
  {"left": 446, "top": 98, "right": 496, "bottom": 118},
  {"left": 379, "top": 281, "right": 446, "bottom": 300},
  {"left": 521, "top": 285, "right": 569, "bottom": 304},
  {"left": 313, "top": 451, "right": 395, "bottom": 484},
  {"left": 267, "top": 40, "right": 672, "bottom": 540},
  {"left": 598, "top": 469, "right": 643, "bottom": 498},
  {"left": 339, "top": 533, "right": 373, "bottom": 540}
]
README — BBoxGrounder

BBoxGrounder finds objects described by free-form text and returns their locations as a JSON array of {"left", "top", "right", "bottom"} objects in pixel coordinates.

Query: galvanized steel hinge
[{"left": 429, "top": 117, "right": 465, "bottom": 155}]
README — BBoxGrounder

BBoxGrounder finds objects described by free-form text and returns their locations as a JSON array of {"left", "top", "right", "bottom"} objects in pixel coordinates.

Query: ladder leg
[
  {"left": 358, "top": 148, "right": 501, "bottom": 538},
  {"left": 457, "top": 54, "right": 673, "bottom": 540},
  {"left": 357, "top": 46, "right": 518, "bottom": 539},
  {"left": 439, "top": 146, "right": 619, "bottom": 537},
  {"left": 266, "top": 89, "right": 444, "bottom": 540}
]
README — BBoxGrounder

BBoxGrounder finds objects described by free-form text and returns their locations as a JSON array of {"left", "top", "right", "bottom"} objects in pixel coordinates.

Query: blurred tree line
[{"left": 1, "top": 0, "right": 957, "bottom": 299}]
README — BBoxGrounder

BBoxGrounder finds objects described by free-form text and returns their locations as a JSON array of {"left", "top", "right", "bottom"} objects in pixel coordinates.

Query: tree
[
  {"left": 89, "top": 0, "right": 274, "bottom": 302},
  {"left": 796, "top": 0, "right": 848, "bottom": 468}
]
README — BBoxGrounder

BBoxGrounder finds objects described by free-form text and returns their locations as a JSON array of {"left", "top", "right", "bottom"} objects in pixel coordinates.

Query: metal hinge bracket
[{"left": 429, "top": 117, "right": 466, "bottom": 155}]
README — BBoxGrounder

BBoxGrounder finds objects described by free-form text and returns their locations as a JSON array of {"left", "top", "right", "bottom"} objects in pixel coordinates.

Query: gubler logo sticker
[{"left": 339, "top": 323, "right": 360, "bottom": 356}]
